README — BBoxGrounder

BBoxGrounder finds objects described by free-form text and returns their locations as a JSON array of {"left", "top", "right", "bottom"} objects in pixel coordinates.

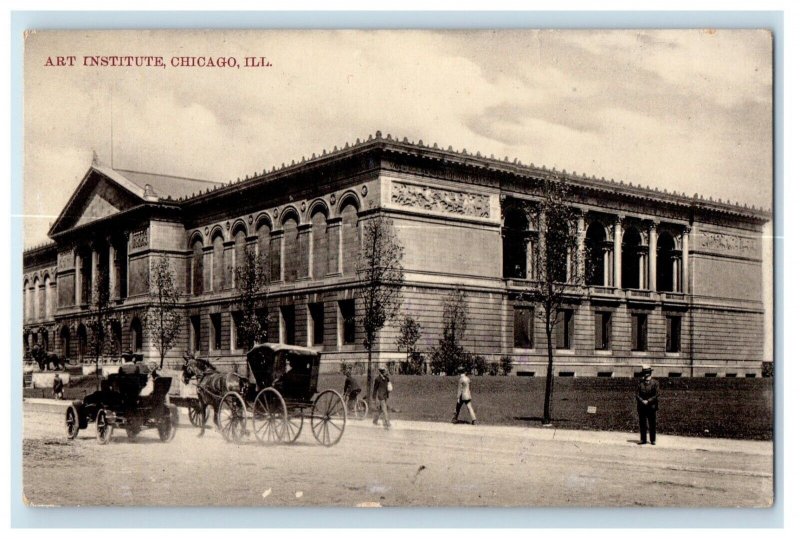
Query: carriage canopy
[{"left": 246, "top": 343, "right": 321, "bottom": 401}]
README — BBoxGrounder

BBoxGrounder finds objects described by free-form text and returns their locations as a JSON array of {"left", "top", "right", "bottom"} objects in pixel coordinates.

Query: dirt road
[{"left": 23, "top": 402, "right": 772, "bottom": 507}]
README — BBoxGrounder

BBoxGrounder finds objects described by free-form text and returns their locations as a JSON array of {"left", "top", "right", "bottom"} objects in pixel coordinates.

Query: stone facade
[{"left": 22, "top": 132, "right": 770, "bottom": 376}]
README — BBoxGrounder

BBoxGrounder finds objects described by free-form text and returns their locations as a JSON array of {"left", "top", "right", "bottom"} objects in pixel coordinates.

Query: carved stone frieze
[
  {"left": 130, "top": 228, "right": 149, "bottom": 250},
  {"left": 697, "top": 230, "right": 758, "bottom": 257},
  {"left": 390, "top": 181, "right": 490, "bottom": 218}
]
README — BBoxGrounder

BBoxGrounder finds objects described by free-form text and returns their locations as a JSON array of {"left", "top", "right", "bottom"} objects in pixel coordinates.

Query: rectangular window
[
  {"left": 189, "top": 316, "right": 201, "bottom": 353},
  {"left": 597, "top": 371, "right": 613, "bottom": 378},
  {"left": 725, "top": 373, "right": 738, "bottom": 378},
  {"left": 631, "top": 313, "right": 648, "bottom": 351},
  {"left": 554, "top": 309, "right": 574, "bottom": 349},
  {"left": 255, "top": 308, "right": 269, "bottom": 344},
  {"left": 281, "top": 306, "right": 296, "bottom": 345},
  {"left": 666, "top": 315, "right": 681, "bottom": 352},
  {"left": 338, "top": 300, "right": 356, "bottom": 345},
  {"left": 513, "top": 307, "right": 535, "bottom": 349},
  {"left": 308, "top": 303, "right": 325, "bottom": 346},
  {"left": 231, "top": 312, "right": 245, "bottom": 350},
  {"left": 594, "top": 311, "right": 612, "bottom": 350},
  {"left": 210, "top": 313, "right": 222, "bottom": 351}
]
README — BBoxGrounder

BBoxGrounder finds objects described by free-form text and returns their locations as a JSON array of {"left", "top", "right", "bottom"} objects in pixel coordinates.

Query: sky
[{"left": 23, "top": 29, "right": 773, "bottom": 248}]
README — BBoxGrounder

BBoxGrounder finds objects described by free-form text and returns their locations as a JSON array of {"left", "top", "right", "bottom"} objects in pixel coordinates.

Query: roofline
[{"left": 176, "top": 131, "right": 771, "bottom": 223}]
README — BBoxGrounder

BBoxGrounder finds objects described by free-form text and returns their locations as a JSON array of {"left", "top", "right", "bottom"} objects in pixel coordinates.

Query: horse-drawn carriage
[
  {"left": 182, "top": 343, "right": 347, "bottom": 446},
  {"left": 65, "top": 362, "right": 179, "bottom": 444}
]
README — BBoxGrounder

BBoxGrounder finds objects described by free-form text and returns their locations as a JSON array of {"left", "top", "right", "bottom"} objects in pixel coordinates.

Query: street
[{"left": 23, "top": 400, "right": 773, "bottom": 507}]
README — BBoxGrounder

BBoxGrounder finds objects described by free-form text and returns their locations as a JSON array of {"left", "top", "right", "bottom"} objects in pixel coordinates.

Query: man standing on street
[
  {"left": 636, "top": 365, "right": 659, "bottom": 445},
  {"left": 372, "top": 366, "right": 392, "bottom": 429}
]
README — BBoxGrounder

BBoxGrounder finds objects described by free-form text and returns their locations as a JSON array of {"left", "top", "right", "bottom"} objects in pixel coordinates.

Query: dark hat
[
  {"left": 378, "top": 366, "right": 387, "bottom": 372},
  {"left": 641, "top": 364, "right": 653, "bottom": 373}
]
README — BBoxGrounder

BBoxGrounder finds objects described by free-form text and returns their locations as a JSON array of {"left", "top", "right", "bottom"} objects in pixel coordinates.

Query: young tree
[
  {"left": 517, "top": 177, "right": 587, "bottom": 425},
  {"left": 356, "top": 215, "right": 404, "bottom": 396},
  {"left": 145, "top": 255, "right": 183, "bottom": 368},
  {"left": 87, "top": 268, "right": 112, "bottom": 388},
  {"left": 233, "top": 247, "right": 270, "bottom": 353},
  {"left": 396, "top": 316, "right": 422, "bottom": 374},
  {"left": 430, "top": 289, "right": 471, "bottom": 375}
]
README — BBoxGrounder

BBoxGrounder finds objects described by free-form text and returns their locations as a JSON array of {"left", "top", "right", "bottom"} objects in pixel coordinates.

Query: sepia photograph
[{"left": 20, "top": 28, "right": 774, "bottom": 508}]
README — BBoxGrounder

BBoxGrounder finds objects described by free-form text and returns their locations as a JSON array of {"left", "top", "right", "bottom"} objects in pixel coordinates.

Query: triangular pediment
[{"left": 49, "top": 167, "right": 145, "bottom": 236}]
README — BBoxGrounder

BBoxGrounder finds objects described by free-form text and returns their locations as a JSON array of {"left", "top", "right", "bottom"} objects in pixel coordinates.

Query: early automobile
[{"left": 65, "top": 362, "right": 179, "bottom": 444}]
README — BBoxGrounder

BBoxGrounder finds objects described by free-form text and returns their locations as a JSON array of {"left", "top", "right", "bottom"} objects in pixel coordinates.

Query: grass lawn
[
  {"left": 318, "top": 374, "right": 774, "bottom": 441},
  {"left": 25, "top": 372, "right": 774, "bottom": 441}
]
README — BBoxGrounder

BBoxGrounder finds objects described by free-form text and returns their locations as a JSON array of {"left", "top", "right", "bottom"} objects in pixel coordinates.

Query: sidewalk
[{"left": 24, "top": 397, "right": 772, "bottom": 456}]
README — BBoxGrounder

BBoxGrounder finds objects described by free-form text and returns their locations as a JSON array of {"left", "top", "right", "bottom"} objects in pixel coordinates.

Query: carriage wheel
[
  {"left": 158, "top": 406, "right": 178, "bottom": 442},
  {"left": 65, "top": 405, "right": 80, "bottom": 439},
  {"left": 354, "top": 398, "right": 369, "bottom": 420},
  {"left": 252, "top": 388, "right": 287, "bottom": 444},
  {"left": 310, "top": 390, "right": 346, "bottom": 446},
  {"left": 218, "top": 392, "right": 247, "bottom": 443},
  {"left": 188, "top": 401, "right": 206, "bottom": 427},
  {"left": 96, "top": 409, "right": 113, "bottom": 445},
  {"left": 284, "top": 412, "right": 304, "bottom": 444}
]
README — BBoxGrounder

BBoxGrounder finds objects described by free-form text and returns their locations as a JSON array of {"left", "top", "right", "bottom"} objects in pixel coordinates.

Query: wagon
[
  {"left": 216, "top": 343, "right": 346, "bottom": 446},
  {"left": 65, "top": 362, "right": 179, "bottom": 444}
]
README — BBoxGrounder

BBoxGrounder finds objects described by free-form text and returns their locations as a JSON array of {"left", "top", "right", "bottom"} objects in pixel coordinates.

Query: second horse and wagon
[{"left": 175, "top": 343, "right": 348, "bottom": 446}]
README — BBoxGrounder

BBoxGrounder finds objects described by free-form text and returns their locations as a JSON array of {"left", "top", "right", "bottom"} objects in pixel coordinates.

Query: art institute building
[{"left": 22, "top": 132, "right": 770, "bottom": 377}]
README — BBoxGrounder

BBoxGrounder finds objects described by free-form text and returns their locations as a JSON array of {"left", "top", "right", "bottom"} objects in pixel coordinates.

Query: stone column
[
  {"left": 638, "top": 251, "right": 647, "bottom": 289},
  {"left": 108, "top": 243, "right": 117, "bottom": 300},
  {"left": 602, "top": 246, "right": 612, "bottom": 286},
  {"left": 681, "top": 226, "right": 691, "bottom": 293},
  {"left": 575, "top": 210, "right": 585, "bottom": 284},
  {"left": 672, "top": 256, "right": 680, "bottom": 292},
  {"left": 648, "top": 222, "right": 657, "bottom": 291},
  {"left": 91, "top": 248, "right": 99, "bottom": 303},
  {"left": 613, "top": 217, "right": 623, "bottom": 289},
  {"left": 74, "top": 252, "right": 81, "bottom": 305}
]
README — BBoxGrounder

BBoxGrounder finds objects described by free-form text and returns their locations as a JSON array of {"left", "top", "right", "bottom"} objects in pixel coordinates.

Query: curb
[{"left": 24, "top": 398, "right": 772, "bottom": 456}]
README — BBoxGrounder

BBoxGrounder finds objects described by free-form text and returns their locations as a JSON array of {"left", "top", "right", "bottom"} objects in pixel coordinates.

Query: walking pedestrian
[
  {"left": 343, "top": 369, "right": 362, "bottom": 413},
  {"left": 52, "top": 373, "right": 64, "bottom": 400},
  {"left": 372, "top": 366, "right": 392, "bottom": 429},
  {"left": 636, "top": 364, "right": 659, "bottom": 445},
  {"left": 452, "top": 366, "right": 477, "bottom": 425}
]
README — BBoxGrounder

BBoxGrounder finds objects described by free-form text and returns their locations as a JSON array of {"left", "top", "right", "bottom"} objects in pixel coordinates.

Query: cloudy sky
[{"left": 23, "top": 29, "right": 773, "bottom": 247}]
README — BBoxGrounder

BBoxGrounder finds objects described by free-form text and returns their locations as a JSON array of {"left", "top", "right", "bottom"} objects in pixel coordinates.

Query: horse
[
  {"left": 181, "top": 357, "right": 248, "bottom": 438},
  {"left": 31, "top": 345, "right": 67, "bottom": 371}
]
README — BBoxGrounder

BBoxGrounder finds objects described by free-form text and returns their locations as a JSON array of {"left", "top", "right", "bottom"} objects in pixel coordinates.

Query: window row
[
  {"left": 189, "top": 203, "right": 360, "bottom": 296},
  {"left": 513, "top": 307, "right": 681, "bottom": 353},
  {"left": 23, "top": 277, "right": 55, "bottom": 322},
  {"left": 187, "top": 300, "right": 358, "bottom": 352},
  {"left": 503, "top": 207, "right": 685, "bottom": 292}
]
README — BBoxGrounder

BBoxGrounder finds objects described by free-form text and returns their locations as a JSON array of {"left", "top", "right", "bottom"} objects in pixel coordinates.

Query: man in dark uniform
[{"left": 636, "top": 364, "right": 659, "bottom": 445}]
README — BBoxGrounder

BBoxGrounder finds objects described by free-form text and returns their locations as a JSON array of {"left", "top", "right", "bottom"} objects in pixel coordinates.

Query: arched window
[
  {"left": 191, "top": 238, "right": 204, "bottom": 296},
  {"left": 283, "top": 215, "right": 300, "bottom": 282},
  {"left": 341, "top": 202, "right": 359, "bottom": 276},
  {"left": 33, "top": 277, "right": 40, "bottom": 320},
  {"left": 584, "top": 222, "right": 607, "bottom": 286},
  {"left": 503, "top": 208, "right": 529, "bottom": 279},
  {"left": 256, "top": 220, "right": 271, "bottom": 282},
  {"left": 211, "top": 231, "right": 225, "bottom": 291},
  {"left": 77, "top": 323, "right": 88, "bottom": 360},
  {"left": 622, "top": 227, "right": 642, "bottom": 290},
  {"left": 311, "top": 208, "right": 328, "bottom": 279},
  {"left": 130, "top": 317, "right": 143, "bottom": 352},
  {"left": 657, "top": 232, "right": 677, "bottom": 292},
  {"left": 23, "top": 279, "right": 29, "bottom": 321},
  {"left": 232, "top": 226, "right": 247, "bottom": 288},
  {"left": 60, "top": 325, "right": 71, "bottom": 359}
]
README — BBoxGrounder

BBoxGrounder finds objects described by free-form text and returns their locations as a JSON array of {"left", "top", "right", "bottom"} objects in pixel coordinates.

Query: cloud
[{"left": 22, "top": 29, "right": 773, "bottom": 247}]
